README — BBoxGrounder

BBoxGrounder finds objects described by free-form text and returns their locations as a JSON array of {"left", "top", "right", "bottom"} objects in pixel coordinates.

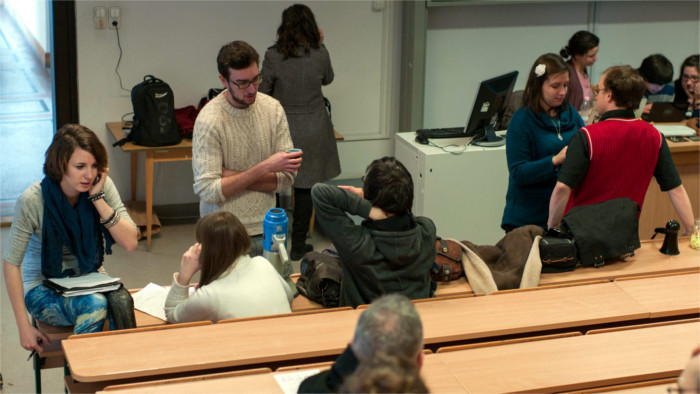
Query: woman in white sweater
[{"left": 164, "top": 211, "right": 294, "bottom": 323}]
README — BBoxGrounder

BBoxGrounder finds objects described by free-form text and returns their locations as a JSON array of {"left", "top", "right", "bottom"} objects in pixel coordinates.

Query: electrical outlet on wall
[
  {"left": 108, "top": 6, "right": 121, "bottom": 29},
  {"left": 94, "top": 7, "right": 107, "bottom": 29}
]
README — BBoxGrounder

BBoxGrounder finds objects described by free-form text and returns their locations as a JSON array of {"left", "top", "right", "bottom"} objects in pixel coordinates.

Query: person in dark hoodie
[
  {"left": 501, "top": 53, "right": 585, "bottom": 233},
  {"left": 310, "top": 157, "right": 436, "bottom": 308}
]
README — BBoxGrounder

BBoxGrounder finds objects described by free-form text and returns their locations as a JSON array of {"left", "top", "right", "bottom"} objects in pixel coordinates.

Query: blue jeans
[{"left": 25, "top": 285, "right": 107, "bottom": 334}]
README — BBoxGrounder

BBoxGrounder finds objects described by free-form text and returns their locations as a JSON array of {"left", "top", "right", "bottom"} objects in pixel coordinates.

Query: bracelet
[
  {"left": 103, "top": 212, "right": 121, "bottom": 229},
  {"left": 100, "top": 210, "right": 116, "bottom": 226},
  {"left": 88, "top": 191, "right": 105, "bottom": 202}
]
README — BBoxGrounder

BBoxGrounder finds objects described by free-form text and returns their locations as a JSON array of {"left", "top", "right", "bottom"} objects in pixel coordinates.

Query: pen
[{"left": 26, "top": 338, "right": 42, "bottom": 361}]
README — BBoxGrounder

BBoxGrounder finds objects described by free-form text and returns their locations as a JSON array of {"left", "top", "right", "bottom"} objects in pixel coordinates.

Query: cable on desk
[{"left": 427, "top": 139, "right": 469, "bottom": 155}]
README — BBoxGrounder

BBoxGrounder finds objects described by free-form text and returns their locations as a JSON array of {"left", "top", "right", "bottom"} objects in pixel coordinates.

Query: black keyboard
[{"left": 416, "top": 127, "right": 466, "bottom": 139}]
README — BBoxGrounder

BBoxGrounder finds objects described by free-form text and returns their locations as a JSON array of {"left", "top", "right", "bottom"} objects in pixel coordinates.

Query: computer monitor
[{"left": 465, "top": 70, "right": 518, "bottom": 147}]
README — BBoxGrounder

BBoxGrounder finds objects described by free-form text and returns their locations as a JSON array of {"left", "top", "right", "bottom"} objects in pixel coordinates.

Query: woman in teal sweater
[{"left": 501, "top": 53, "right": 585, "bottom": 232}]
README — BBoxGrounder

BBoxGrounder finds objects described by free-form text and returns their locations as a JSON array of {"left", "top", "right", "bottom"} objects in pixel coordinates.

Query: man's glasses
[
  {"left": 229, "top": 75, "right": 263, "bottom": 89},
  {"left": 682, "top": 74, "right": 700, "bottom": 82}
]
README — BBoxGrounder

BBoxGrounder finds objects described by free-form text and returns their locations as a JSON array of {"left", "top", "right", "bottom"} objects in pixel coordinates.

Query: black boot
[{"left": 291, "top": 188, "right": 314, "bottom": 260}]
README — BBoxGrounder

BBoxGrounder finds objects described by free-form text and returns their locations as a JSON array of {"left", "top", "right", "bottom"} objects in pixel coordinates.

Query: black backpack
[
  {"left": 296, "top": 250, "right": 343, "bottom": 307},
  {"left": 125, "top": 75, "right": 181, "bottom": 147}
]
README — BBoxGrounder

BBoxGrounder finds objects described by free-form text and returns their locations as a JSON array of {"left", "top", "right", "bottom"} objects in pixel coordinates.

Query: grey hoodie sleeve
[{"left": 311, "top": 183, "right": 373, "bottom": 260}]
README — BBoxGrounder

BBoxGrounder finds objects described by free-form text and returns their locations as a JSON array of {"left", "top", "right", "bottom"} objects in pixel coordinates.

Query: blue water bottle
[
  {"left": 262, "top": 208, "right": 294, "bottom": 289},
  {"left": 263, "top": 208, "right": 288, "bottom": 255}
]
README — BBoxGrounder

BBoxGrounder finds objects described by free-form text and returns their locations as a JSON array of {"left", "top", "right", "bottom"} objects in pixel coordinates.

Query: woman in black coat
[{"left": 259, "top": 4, "right": 341, "bottom": 260}]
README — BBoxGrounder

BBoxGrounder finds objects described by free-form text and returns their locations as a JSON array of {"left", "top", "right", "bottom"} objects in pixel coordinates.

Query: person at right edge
[
  {"left": 259, "top": 4, "right": 341, "bottom": 261},
  {"left": 548, "top": 65, "right": 694, "bottom": 234}
]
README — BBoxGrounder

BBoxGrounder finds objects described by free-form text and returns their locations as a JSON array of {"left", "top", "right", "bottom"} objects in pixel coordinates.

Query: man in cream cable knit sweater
[{"left": 193, "top": 41, "right": 302, "bottom": 256}]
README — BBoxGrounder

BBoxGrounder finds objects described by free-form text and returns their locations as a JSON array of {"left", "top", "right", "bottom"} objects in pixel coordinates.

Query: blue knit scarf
[{"left": 40, "top": 177, "right": 115, "bottom": 278}]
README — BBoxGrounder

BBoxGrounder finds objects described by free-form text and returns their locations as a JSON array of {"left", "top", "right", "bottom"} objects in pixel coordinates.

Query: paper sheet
[
  {"left": 273, "top": 369, "right": 321, "bottom": 394},
  {"left": 132, "top": 282, "right": 195, "bottom": 321}
]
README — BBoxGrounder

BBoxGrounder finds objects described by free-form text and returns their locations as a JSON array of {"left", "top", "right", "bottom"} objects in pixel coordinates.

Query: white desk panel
[{"left": 395, "top": 132, "right": 509, "bottom": 245}]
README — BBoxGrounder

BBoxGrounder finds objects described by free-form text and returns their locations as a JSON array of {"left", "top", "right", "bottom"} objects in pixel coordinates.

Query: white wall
[
  {"left": 75, "top": 1, "right": 398, "bottom": 205},
  {"left": 424, "top": 1, "right": 700, "bottom": 129},
  {"left": 74, "top": 1, "right": 699, "bottom": 205}
]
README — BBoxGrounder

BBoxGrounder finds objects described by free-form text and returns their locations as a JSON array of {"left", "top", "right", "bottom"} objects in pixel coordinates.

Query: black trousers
[{"left": 292, "top": 187, "right": 313, "bottom": 251}]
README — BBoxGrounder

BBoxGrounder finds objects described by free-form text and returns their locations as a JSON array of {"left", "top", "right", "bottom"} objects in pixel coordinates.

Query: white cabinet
[{"left": 394, "top": 132, "right": 509, "bottom": 245}]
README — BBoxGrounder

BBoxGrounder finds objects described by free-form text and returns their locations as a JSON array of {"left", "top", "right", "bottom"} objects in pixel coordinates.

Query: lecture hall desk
[
  {"left": 538, "top": 237, "right": 700, "bottom": 286},
  {"left": 614, "top": 272, "right": 700, "bottom": 319},
  {"left": 99, "top": 353, "right": 466, "bottom": 393},
  {"left": 64, "top": 280, "right": 661, "bottom": 384},
  {"left": 437, "top": 320, "right": 699, "bottom": 393},
  {"left": 100, "top": 322, "right": 697, "bottom": 393}
]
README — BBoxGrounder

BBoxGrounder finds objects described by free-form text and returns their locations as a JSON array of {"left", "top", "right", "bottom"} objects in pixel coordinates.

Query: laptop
[
  {"left": 646, "top": 102, "right": 687, "bottom": 123},
  {"left": 654, "top": 124, "right": 695, "bottom": 137}
]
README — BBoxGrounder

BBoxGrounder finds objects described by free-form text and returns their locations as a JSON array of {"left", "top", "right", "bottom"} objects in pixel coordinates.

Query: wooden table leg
[
  {"left": 130, "top": 152, "right": 138, "bottom": 201},
  {"left": 145, "top": 152, "right": 154, "bottom": 249}
]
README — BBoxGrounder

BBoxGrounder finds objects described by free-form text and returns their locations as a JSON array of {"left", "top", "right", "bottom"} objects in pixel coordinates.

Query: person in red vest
[{"left": 547, "top": 65, "right": 695, "bottom": 234}]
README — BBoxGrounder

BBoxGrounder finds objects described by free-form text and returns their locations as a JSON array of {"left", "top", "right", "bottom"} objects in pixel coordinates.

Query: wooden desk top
[
  {"left": 540, "top": 239, "right": 700, "bottom": 286},
  {"left": 614, "top": 272, "right": 700, "bottom": 318},
  {"left": 667, "top": 139, "right": 700, "bottom": 153},
  {"left": 437, "top": 321, "right": 699, "bottom": 393},
  {"left": 415, "top": 282, "right": 648, "bottom": 344},
  {"left": 106, "top": 122, "right": 192, "bottom": 152},
  {"left": 64, "top": 275, "right": 692, "bottom": 384},
  {"left": 64, "top": 308, "right": 361, "bottom": 382},
  {"left": 106, "top": 122, "right": 344, "bottom": 151},
  {"left": 100, "top": 353, "right": 465, "bottom": 393}
]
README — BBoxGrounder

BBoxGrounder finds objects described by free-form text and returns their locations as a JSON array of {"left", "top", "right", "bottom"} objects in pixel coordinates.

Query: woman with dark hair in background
[
  {"left": 560, "top": 31, "right": 600, "bottom": 111},
  {"left": 164, "top": 211, "right": 294, "bottom": 323},
  {"left": 673, "top": 54, "right": 700, "bottom": 119},
  {"left": 259, "top": 4, "right": 341, "bottom": 261},
  {"left": 501, "top": 54, "right": 585, "bottom": 232},
  {"left": 3, "top": 124, "right": 139, "bottom": 354}
]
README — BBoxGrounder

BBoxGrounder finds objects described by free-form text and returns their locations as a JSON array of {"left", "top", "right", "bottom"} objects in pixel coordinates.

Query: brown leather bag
[{"left": 430, "top": 237, "right": 464, "bottom": 282}]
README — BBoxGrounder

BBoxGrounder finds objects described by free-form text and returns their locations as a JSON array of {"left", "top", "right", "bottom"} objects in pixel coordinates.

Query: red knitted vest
[{"left": 566, "top": 118, "right": 662, "bottom": 213}]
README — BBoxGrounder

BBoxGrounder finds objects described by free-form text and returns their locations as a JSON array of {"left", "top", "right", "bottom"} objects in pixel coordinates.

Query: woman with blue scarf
[
  {"left": 501, "top": 53, "right": 585, "bottom": 232},
  {"left": 3, "top": 124, "right": 138, "bottom": 355}
]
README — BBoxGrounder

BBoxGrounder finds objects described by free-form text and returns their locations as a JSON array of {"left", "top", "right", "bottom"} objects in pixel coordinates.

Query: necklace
[{"left": 551, "top": 117, "right": 562, "bottom": 140}]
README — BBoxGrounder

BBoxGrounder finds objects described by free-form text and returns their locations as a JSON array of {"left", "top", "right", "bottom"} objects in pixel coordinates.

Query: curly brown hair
[
  {"left": 274, "top": 4, "right": 321, "bottom": 60},
  {"left": 43, "top": 124, "right": 107, "bottom": 182}
]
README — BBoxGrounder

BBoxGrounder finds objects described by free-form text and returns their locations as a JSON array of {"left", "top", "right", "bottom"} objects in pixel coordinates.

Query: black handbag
[
  {"left": 539, "top": 237, "right": 578, "bottom": 272},
  {"left": 296, "top": 250, "right": 343, "bottom": 307},
  {"left": 561, "top": 198, "right": 641, "bottom": 267}
]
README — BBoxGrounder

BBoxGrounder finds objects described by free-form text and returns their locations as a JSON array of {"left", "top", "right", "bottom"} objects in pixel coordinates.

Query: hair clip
[{"left": 535, "top": 64, "right": 546, "bottom": 77}]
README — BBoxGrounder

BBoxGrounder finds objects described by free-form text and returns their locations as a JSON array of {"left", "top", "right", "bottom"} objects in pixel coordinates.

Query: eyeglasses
[
  {"left": 592, "top": 86, "right": 605, "bottom": 96},
  {"left": 228, "top": 74, "right": 263, "bottom": 89},
  {"left": 682, "top": 74, "right": 700, "bottom": 82}
]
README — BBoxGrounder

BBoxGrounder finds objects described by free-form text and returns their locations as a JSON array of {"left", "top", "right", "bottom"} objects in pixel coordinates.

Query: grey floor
[{"left": 0, "top": 213, "right": 340, "bottom": 393}]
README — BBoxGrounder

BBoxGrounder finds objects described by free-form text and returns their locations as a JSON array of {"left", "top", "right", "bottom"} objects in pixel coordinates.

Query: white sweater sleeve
[{"left": 164, "top": 273, "right": 214, "bottom": 323}]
